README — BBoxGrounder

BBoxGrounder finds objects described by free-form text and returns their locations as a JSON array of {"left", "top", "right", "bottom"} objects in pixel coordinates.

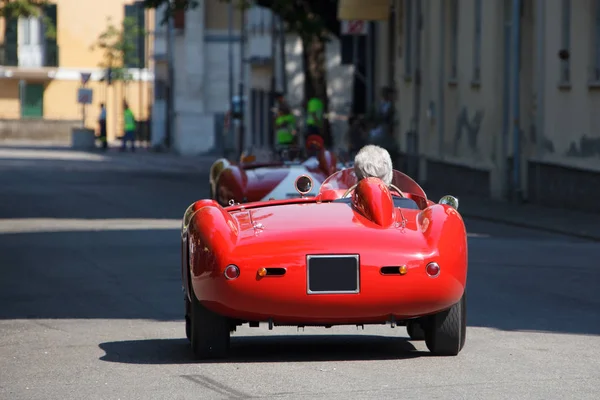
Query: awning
[{"left": 337, "top": 0, "right": 390, "bottom": 21}]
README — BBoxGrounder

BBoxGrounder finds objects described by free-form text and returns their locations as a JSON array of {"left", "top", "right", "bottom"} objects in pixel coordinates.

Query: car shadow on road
[{"left": 98, "top": 334, "right": 427, "bottom": 364}]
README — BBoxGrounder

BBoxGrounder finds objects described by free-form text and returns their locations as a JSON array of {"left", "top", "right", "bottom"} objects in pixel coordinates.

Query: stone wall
[{"left": 0, "top": 119, "right": 82, "bottom": 142}]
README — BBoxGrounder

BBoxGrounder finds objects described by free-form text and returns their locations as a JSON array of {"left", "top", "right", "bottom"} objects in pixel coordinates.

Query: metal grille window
[
  {"left": 560, "top": 0, "right": 571, "bottom": 83},
  {"left": 473, "top": 0, "right": 482, "bottom": 82}
]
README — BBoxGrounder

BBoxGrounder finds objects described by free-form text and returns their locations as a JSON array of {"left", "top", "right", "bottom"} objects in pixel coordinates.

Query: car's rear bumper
[{"left": 191, "top": 264, "right": 465, "bottom": 324}]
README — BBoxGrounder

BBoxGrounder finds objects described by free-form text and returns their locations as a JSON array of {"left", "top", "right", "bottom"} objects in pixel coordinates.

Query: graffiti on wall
[
  {"left": 453, "top": 107, "right": 484, "bottom": 157},
  {"left": 566, "top": 136, "right": 600, "bottom": 158}
]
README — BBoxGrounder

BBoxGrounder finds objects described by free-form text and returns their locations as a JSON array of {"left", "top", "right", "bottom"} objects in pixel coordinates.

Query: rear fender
[
  {"left": 182, "top": 200, "right": 237, "bottom": 301},
  {"left": 187, "top": 203, "right": 240, "bottom": 295},
  {"left": 418, "top": 204, "right": 468, "bottom": 288}
]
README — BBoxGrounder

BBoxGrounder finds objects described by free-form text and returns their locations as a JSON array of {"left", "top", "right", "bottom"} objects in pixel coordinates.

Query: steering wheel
[{"left": 342, "top": 183, "right": 405, "bottom": 198}]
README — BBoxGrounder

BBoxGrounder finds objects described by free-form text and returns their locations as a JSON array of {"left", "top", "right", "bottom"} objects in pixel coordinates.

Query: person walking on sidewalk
[
  {"left": 121, "top": 101, "right": 136, "bottom": 152},
  {"left": 97, "top": 103, "right": 107, "bottom": 150}
]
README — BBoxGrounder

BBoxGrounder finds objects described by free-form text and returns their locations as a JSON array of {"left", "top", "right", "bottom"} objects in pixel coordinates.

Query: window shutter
[
  {"left": 124, "top": 4, "right": 138, "bottom": 68},
  {"left": 43, "top": 3, "right": 58, "bottom": 66},
  {"left": 135, "top": 1, "right": 146, "bottom": 69},
  {"left": 3, "top": 13, "right": 18, "bottom": 66}
]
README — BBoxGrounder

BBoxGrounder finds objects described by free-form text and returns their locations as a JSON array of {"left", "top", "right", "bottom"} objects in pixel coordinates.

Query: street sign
[
  {"left": 77, "top": 88, "right": 93, "bottom": 104},
  {"left": 341, "top": 20, "right": 368, "bottom": 35},
  {"left": 80, "top": 72, "right": 92, "bottom": 85}
]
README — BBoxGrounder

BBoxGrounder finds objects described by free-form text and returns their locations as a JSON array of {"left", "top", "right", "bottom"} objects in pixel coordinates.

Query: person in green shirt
[
  {"left": 306, "top": 97, "right": 324, "bottom": 137},
  {"left": 275, "top": 105, "right": 297, "bottom": 147},
  {"left": 121, "top": 101, "right": 137, "bottom": 152}
]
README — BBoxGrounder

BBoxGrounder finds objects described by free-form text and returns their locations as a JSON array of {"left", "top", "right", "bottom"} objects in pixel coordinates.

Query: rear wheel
[
  {"left": 424, "top": 292, "right": 467, "bottom": 356},
  {"left": 190, "top": 288, "right": 231, "bottom": 359}
]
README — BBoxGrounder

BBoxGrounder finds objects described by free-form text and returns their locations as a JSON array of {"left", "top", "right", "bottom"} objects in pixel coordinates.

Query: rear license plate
[{"left": 307, "top": 255, "right": 360, "bottom": 294}]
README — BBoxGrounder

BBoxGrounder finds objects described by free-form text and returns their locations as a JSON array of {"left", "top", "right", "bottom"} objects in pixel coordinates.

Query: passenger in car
[{"left": 353, "top": 144, "right": 393, "bottom": 185}]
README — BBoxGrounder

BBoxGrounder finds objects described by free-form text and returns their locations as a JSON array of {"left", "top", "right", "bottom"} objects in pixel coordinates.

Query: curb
[{"left": 460, "top": 211, "right": 600, "bottom": 242}]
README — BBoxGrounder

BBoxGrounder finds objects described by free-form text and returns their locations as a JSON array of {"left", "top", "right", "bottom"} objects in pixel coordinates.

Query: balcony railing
[{"left": 0, "top": 43, "right": 59, "bottom": 67}]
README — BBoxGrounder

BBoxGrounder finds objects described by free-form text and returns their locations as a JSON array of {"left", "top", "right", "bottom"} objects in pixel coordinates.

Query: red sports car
[
  {"left": 208, "top": 145, "right": 346, "bottom": 206},
  {"left": 181, "top": 167, "right": 467, "bottom": 359}
]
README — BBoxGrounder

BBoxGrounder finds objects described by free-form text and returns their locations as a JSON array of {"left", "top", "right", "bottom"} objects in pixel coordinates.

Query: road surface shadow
[{"left": 98, "top": 335, "right": 424, "bottom": 364}]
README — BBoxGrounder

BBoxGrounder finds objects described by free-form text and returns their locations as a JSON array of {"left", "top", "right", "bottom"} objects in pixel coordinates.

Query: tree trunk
[{"left": 301, "top": 34, "right": 328, "bottom": 112}]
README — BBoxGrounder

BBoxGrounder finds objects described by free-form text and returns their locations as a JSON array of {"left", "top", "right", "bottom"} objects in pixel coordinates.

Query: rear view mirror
[
  {"left": 439, "top": 195, "right": 459, "bottom": 210},
  {"left": 295, "top": 175, "right": 313, "bottom": 196}
]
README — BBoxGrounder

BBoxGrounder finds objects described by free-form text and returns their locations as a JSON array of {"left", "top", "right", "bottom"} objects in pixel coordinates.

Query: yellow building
[{"left": 0, "top": 0, "right": 154, "bottom": 142}]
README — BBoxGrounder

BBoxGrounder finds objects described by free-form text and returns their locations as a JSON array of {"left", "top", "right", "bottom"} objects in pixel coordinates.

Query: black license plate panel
[{"left": 307, "top": 255, "right": 359, "bottom": 294}]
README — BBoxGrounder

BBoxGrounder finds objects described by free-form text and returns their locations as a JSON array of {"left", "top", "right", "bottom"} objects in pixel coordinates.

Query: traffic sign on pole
[
  {"left": 341, "top": 20, "right": 368, "bottom": 35},
  {"left": 80, "top": 72, "right": 92, "bottom": 85}
]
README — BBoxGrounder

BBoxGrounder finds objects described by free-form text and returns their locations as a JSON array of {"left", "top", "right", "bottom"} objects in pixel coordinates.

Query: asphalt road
[{"left": 1, "top": 145, "right": 599, "bottom": 400}]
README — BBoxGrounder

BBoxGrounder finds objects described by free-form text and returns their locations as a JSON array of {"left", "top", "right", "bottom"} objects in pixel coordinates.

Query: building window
[
  {"left": 18, "top": 16, "right": 43, "bottom": 46},
  {"left": 449, "top": 0, "right": 458, "bottom": 81},
  {"left": 560, "top": 0, "right": 571, "bottom": 83},
  {"left": 592, "top": 0, "right": 600, "bottom": 81},
  {"left": 472, "top": 0, "right": 482, "bottom": 83},
  {"left": 404, "top": 0, "right": 413, "bottom": 77},
  {"left": 124, "top": 1, "right": 147, "bottom": 69}
]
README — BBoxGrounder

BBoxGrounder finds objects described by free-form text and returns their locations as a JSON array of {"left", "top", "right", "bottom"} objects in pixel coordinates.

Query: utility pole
[
  {"left": 510, "top": 0, "right": 522, "bottom": 201},
  {"left": 238, "top": 5, "right": 246, "bottom": 155},
  {"left": 437, "top": 1, "right": 445, "bottom": 159},
  {"left": 228, "top": 0, "right": 234, "bottom": 155},
  {"left": 165, "top": 1, "right": 175, "bottom": 149},
  {"left": 409, "top": 0, "right": 422, "bottom": 178},
  {"left": 270, "top": 10, "right": 277, "bottom": 148}
]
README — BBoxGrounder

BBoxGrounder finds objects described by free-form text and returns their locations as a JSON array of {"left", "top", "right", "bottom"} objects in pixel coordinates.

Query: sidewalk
[
  {"left": 428, "top": 191, "right": 600, "bottom": 241},
  {"left": 0, "top": 139, "right": 219, "bottom": 174}
]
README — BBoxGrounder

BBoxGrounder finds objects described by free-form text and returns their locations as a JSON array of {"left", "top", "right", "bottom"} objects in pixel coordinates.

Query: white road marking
[{"left": 0, "top": 218, "right": 180, "bottom": 234}]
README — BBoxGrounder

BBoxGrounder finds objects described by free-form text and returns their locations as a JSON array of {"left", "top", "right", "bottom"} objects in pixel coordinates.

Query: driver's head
[{"left": 353, "top": 145, "right": 393, "bottom": 185}]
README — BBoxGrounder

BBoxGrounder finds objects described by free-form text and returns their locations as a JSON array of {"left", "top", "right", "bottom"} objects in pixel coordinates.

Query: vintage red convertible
[
  {"left": 181, "top": 167, "right": 467, "bottom": 359},
  {"left": 208, "top": 145, "right": 347, "bottom": 205}
]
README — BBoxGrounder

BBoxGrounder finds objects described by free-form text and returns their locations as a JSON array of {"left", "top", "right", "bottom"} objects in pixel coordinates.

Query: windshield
[{"left": 319, "top": 168, "right": 427, "bottom": 199}]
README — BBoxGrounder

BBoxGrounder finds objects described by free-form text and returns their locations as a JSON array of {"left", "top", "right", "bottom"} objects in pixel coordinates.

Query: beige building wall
[
  {"left": 389, "top": 0, "right": 600, "bottom": 198},
  {"left": 539, "top": 0, "right": 600, "bottom": 172},
  {"left": 0, "top": 0, "right": 154, "bottom": 141}
]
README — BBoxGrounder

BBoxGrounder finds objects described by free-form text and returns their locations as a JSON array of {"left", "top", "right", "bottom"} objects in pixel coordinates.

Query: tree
[
  {"left": 142, "top": 0, "right": 340, "bottom": 113},
  {"left": 0, "top": 0, "right": 56, "bottom": 38},
  {"left": 90, "top": 16, "right": 144, "bottom": 86},
  {"left": 0, "top": 0, "right": 47, "bottom": 17}
]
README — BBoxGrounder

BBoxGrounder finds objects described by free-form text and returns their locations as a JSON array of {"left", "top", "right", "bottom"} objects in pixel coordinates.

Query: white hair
[{"left": 353, "top": 145, "right": 393, "bottom": 185}]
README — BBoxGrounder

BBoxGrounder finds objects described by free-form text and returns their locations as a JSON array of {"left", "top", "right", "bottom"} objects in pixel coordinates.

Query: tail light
[
  {"left": 426, "top": 262, "right": 440, "bottom": 278},
  {"left": 224, "top": 265, "right": 240, "bottom": 280}
]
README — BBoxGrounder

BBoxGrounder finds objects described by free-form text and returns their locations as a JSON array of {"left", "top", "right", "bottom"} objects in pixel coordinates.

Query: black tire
[
  {"left": 185, "top": 297, "right": 191, "bottom": 341},
  {"left": 424, "top": 292, "right": 467, "bottom": 356},
  {"left": 406, "top": 319, "right": 425, "bottom": 341},
  {"left": 190, "top": 288, "right": 231, "bottom": 359}
]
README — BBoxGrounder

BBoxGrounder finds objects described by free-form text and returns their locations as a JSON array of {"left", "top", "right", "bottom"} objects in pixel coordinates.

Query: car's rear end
[{"left": 191, "top": 201, "right": 467, "bottom": 326}]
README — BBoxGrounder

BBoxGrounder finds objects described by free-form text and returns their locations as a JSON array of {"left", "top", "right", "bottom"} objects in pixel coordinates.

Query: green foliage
[
  {"left": 0, "top": 0, "right": 46, "bottom": 17},
  {"left": 90, "top": 16, "right": 145, "bottom": 82},
  {"left": 0, "top": 0, "right": 56, "bottom": 39},
  {"left": 142, "top": 0, "right": 337, "bottom": 40}
]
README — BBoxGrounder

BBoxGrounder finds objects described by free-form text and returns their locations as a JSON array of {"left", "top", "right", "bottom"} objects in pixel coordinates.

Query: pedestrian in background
[
  {"left": 121, "top": 101, "right": 136, "bottom": 152},
  {"left": 305, "top": 96, "right": 324, "bottom": 138},
  {"left": 275, "top": 104, "right": 297, "bottom": 147},
  {"left": 97, "top": 103, "right": 107, "bottom": 151}
]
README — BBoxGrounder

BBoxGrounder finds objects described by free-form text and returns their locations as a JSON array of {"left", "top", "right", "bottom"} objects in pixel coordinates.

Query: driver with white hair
[{"left": 353, "top": 144, "right": 393, "bottom": 185}]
